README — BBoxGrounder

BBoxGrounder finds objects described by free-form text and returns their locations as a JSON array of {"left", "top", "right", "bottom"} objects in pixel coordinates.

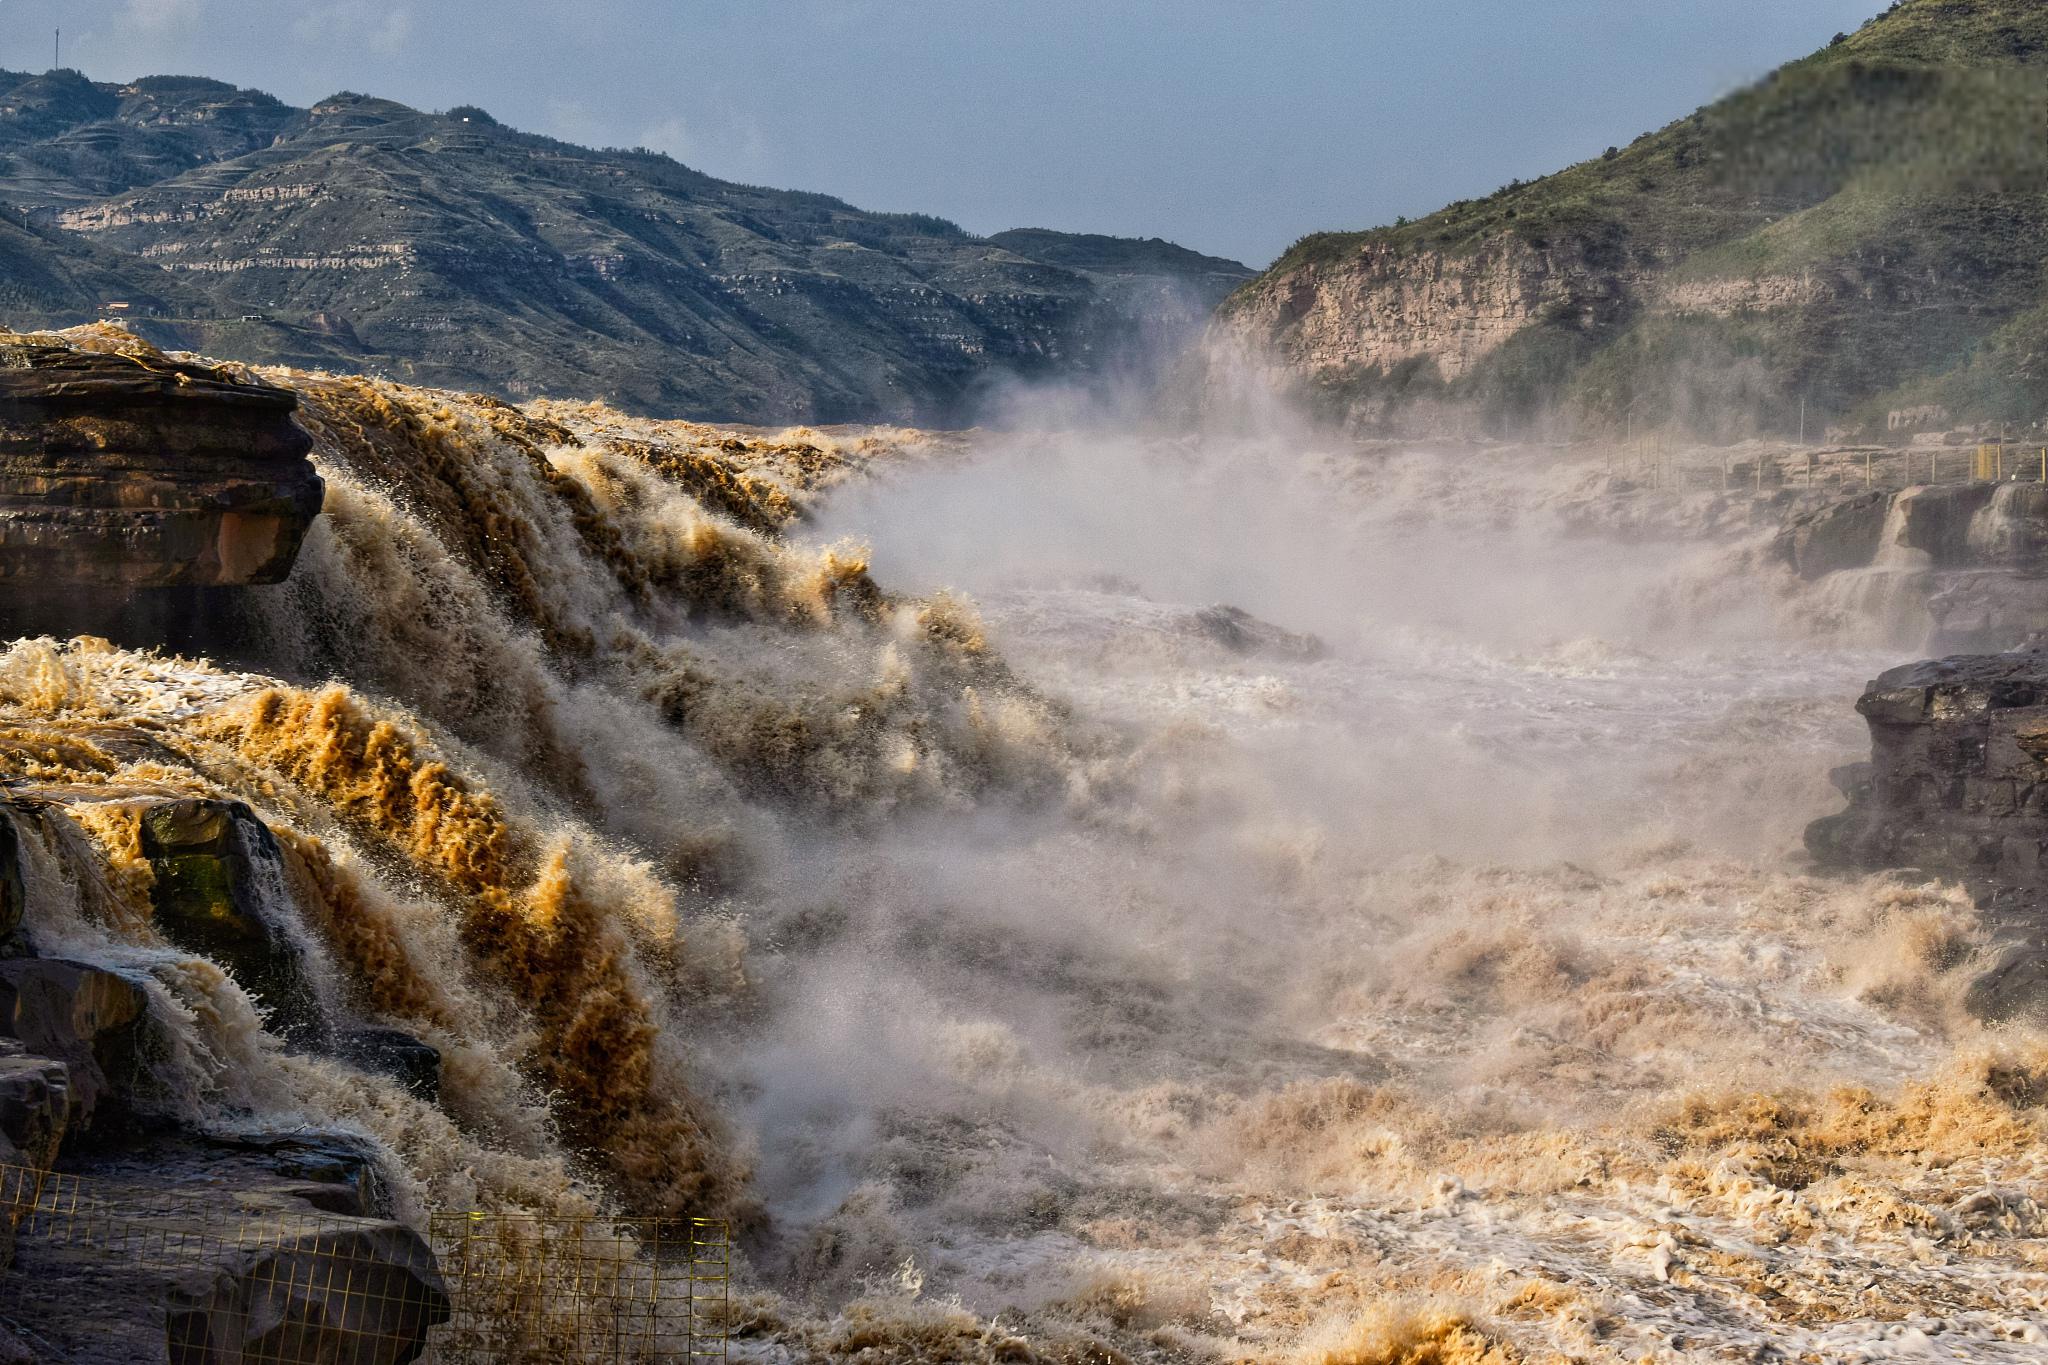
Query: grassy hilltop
[{"left": 1219, "top": 0, "right": 2048, "bottom": 439}]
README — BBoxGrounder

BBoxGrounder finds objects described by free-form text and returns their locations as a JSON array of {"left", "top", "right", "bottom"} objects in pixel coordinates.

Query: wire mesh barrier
[
  {"left": 0, "top": 1162, "right": 730, "bottom": 1364},
  {"left": 424, "top": 1213, "right": 730, "bottom": 1364}
]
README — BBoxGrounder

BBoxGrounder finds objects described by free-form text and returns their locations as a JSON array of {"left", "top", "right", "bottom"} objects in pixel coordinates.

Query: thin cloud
[
  {"left": 291, "top": 2, "right": 415, "bottom": 56},
  {"left": 123, "top": 0, "right": 204, "bottom": 35}
]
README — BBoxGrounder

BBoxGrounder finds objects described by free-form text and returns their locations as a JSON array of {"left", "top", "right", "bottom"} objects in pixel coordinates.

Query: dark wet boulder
[
  {"left": 1188, "top": 604, "right": 1328, "bottom": 660},
  {"left": 0, "top": 1044, "right": 69, "bottom": 1175},
  {"left": 0, "top": 807, "right": 22, "bottom": 946},
  {"left": 1809, "top": 647, "right": 2048, "bottom": 1018},
  {"left": 0, "top": 1136, "right": 443, "bottom": 1363},
  {"left": 1965, "top": 942, "right": 2048, "bottom": 1023},
  {"left": 0, "top": 959, "right": 148, "bottom": 1129},
  {"left": 1776, "top": 489, "right": 1892, "bottom": 579},
  {"left": 164, "top": 1222, "right": 449, "bottom": 1365},
  {"left": 0, "top": 1044, "right": 67, "bottom": 1281},
  {"left": 137, "top": 798, "right": 328, "bottom": 1048},
  {"left": 341, "top": 1028, "right": 441, "bottom": 1105}
]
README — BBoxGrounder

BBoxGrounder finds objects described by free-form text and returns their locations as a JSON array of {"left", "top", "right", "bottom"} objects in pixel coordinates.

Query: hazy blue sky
[{"left": 14, "top": 1, "right": 1886, "bottom": 265}]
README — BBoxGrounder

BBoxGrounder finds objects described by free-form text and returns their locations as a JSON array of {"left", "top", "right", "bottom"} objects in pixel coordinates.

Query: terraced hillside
[{"left": 0, "top": 72, "right": 1250, "bottom": 422}]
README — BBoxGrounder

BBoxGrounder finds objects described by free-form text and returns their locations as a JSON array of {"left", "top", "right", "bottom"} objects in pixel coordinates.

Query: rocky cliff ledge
[
  {"left": 1776, "top": 483, "right": 2048, "bottom": 651},
  {"left": 1808, "top": 649, "right": 2048, "bottom": 1017},
  {"left": 0, "top": 791, "right": 448, "bottom": 1362},
  {"left": 1208, "top": 2, "right": 2048, "bottom": 438},
  {"left": 1210, "top": 236, "right": 1634, "bottom": 406},
  {"left": 0, "top": 338, "right": 321, "bottom": 594}
]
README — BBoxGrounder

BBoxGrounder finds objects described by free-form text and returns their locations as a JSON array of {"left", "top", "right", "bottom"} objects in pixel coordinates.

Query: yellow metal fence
[
  {"left": 1604, "top": 441, "right": 2048, "bottom": 494},
  {"left": 0, "top": 1162, "right": 729, "bottom": 1364}
]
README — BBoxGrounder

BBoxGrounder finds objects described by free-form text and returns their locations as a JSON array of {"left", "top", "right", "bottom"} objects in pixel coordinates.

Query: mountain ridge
[{"left": 0, "top": 71, "right": 1251, "bottom": 423}]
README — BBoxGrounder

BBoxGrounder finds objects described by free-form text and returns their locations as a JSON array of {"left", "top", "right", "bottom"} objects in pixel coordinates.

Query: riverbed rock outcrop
[
  {"left": 1808, "top": 648, "right": 2048, "bottom": 1017},
  {"left": 0, "top": 1140, "right": 448, "bottom": 1365},
  {"left": 0, "top": 960, "right": 149, "bottom": 1129},
  {"left": 1807, "top": 648, "right": 2048, "bottom": 884},
  {"left": 0, "top": 789, "right": 451, "bottom": 1363},
  {"left": 1772, "top": 483, "right": 2048, "bottom": 651},
  {"left": 0, "top": 338, "right": 322, "bottom": 595}
]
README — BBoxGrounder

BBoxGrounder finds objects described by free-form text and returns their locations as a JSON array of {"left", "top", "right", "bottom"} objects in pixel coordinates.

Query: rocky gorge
[{"left": 1, "top": 315, "right": 2048, "bottom": 1359}]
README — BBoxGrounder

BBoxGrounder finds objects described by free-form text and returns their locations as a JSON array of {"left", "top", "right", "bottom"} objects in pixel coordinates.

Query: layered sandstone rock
[
  {"left": 1212, "top": 237, "right": 1633, "bottom": 391},
  {"left": 0, "top": 338, "right": 322, "bottom": 591}
]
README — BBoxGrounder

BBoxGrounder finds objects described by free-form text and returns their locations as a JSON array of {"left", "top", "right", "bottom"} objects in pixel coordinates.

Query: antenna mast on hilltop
[{"left": 53, "top": 28, "right": 58, "bottom": 71}]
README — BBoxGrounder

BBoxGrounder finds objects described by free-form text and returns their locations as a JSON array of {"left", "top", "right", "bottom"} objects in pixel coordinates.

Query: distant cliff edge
[{"left": 1210, "top": 0, "right": 2048, "bottom": 442}]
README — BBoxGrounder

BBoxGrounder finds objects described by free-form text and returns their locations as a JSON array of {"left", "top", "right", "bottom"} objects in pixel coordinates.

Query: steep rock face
[
  {"left": 1775, "top": 483, "right": 2048, "bottom": 650},
  {"left": 1807, "top": 649, "right": 2048, "bottom": 890},
  {"left": 1776, "top": 483, "right": 2003, "bottom": 578},
  {"left": 0, "top": 338, "right": 322, "bottom": 590},
  {"left": 0, "top": 960, "right": 148, "bottom": 1129},
  {"left": 1776, "top": 489, "right": 1899, "bottom": 581},
  {"left": 0, "top": 1046, "right": 70, "bottom": 1279},
  {"left": 1214, "top": 236, "right": 1634, "bottom": 390},
  {"left": 1211, "top": 0, "right": 2048, "bottom": 436},
  {"left": 0, "top": 1047, "right": 68, "bottom": 1175},
  {"left": 0, "top": 810, "right": 21, "bottom": 943},
  {"left": 1807, "top": 649, "right": 2048, "bottom": 1017}
]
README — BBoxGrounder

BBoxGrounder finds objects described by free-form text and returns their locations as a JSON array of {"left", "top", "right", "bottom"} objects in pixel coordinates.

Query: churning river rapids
[
  {"left": 773, "top": 434, "right": 2039, "bottom": 1362},
  {"left": 1, "top": 337, "right": 2043, "bottom": 1362}
]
